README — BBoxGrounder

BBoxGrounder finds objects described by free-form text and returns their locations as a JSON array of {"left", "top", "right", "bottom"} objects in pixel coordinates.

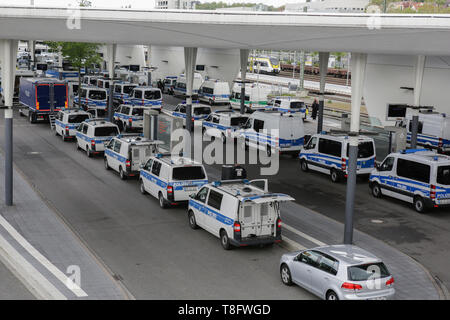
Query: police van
[
  {"left": 299, "top": 133, "right": 376, "bottom": 183},
  {"left": 202, "top": 110, "right": 249, "bottom": 143},
  {"left": 112, "top": 82, "right": 138, "bottom": 107},
  {"left": 104, "top": 134, "right": 162, "bottom": 180},
  {"left": 54, "top": 109, "right": 91, "bottom": 141},
  {"left": 173, "top": 73, "right": 203, "bottom": 98},
  {"left": 165, "top": 102, "right": 212, "bottom": 127},
  {"left": 83, "top": 75, "right": 101, "bottom": 86},
  {"left": 369, "top": 149, "right": 450, "bottom": 213},
  {"left": 163, "top": 76, "right": 177, "bottom": 95},
  {"left": 187, "top": 179, "right": 294, "bottom": 250},
  {"left": 125, "top": 87, "right": 162, "bottom": 110},
  {"left": 198, "top": 79, "right": 230, "bottom": 106},
  {"left": 239, "top": 111, "right": 305, "bottom": 156},
  {"left": 74, "top": 85, "right": 108, "bottom": 111},
  {"left": 405, "top": 112, "right": 450, "bottom": 154},
  {"left": 139, "top": 154, "right": 209, "bottom": 208},
  {"left": 75, "top": 119, "right": 120, "bottom": 157},
  {"left": 230, "top": 81, "right": 272, "bottom": 112},
  {"left": 113, "top": 105, "right": 145, "bottom": 132},
  {"left": 270, "top": 96, "right": 308, "bottom": 120}
]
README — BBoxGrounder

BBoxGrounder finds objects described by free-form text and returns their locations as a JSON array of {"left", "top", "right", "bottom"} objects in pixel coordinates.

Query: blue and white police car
[
  {"left": 202, "top": 110, "right": 249, "bottom": 143},
  {"left": 54, "top": 109, "right": 91, "bottom": 141},
  {"left": 113, "top": 105, "right": 145, "bottom": 132},
  {"left": 74, "top": 85, "right": 108, "bottom": 111},
  {"left": 164, "top": 102, "right": 212, "bottom": 127},
  {"left": 75, "top": 119, "right": 120, "bottom": 157},
  {"left": 112, "top": 82, "right": 138, "bottom": 107},
  {"left": 124, "top": 87, "right": 162, "bottom": 110}
]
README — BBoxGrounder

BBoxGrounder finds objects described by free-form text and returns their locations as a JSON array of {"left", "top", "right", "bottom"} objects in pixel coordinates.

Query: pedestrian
[{"left": 312, "top": 98, "right": 319, "bottom": 120}]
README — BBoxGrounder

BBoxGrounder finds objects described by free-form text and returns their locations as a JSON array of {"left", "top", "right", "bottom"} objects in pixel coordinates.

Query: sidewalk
[{"left": 0, "top": 153, "right": 130, "bottom": 300}]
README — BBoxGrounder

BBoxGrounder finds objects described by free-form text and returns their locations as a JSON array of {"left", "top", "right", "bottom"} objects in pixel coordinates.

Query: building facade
[
  {"left": 285, "top": 0, "right": 369, "bottom": 13},
  {"left": 155, "top": 0, "right": 197, "bottom": 10}
]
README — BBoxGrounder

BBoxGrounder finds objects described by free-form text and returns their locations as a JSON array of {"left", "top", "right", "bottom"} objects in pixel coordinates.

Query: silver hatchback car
[{"left": 279, "top": 244, "right": 395, "bottom": 300}]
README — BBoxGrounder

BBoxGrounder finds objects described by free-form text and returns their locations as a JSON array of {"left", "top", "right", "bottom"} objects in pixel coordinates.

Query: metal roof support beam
[
  {"left": 184, "top": 47, "right": 197, "bottom": 158},
  {"left": 410, "top": 55, "right": 426, "bottom": 148},
  {"left": 240, "top": 49, "right": 249, "bottom": 115},
  {"left": 317, "top": 52, "right": 329, "bottom": 134},
  {"left": 344, "top": 52, "right": 367, "bottom": 245},
  {"left": 107, "top": 43, "right": 116, "bottom": 122},
  {"left": 1, "top": 39, "right": 18, "bottom": 206}
]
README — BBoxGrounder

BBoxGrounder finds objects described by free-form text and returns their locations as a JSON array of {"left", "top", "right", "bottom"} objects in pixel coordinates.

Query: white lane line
[
  {"left": 0, "top": 215, "right": 88, "bottom": 298},
  {"left": 0, "top": 232, "right": 67, "bottom": 300},
  {"left": 282, "top": 236, "right": 306, "bottom": 251},
  {"left": 284, "top": 223, "right": 327, "bottom": 247}
]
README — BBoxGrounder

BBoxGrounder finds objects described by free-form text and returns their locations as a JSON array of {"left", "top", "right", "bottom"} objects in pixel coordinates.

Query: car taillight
[
  {"left": 439, "top": 138, "right": 443, "bottom": 148},
  {"left": 277, "top": 217, "right": 282, "bottom": 229},
  {"left": 129, "top": 118, "right": 133, "bottom": 123},
  {"left": 233, "top": 221, "right": 241, "bottom": 232},
  {"left": 142, "top": 99, "right": 145, "bottom": 106},
  {"left": 386, "top": 277, "right": 394, "bottom": 286},
  {"left": 430, "top": 184, "right": 436, "bottom": 200},
  {"left": 341, "top": 282, "right": 363, "bottom": 290},
  {"left": 125, "top": 160, "right": 131, "bottom": 168},
  {"left": 342, "top": 158, "right": 347, "bottom": 171},
  {"left": 167, "top": 186, "right": 173, "bottom": 194}
]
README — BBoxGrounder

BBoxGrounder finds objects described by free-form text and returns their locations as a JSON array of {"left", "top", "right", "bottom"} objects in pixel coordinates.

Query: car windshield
[
  {"left": 172, "top": 166, "right": 206, "bottom": 180},
  {"left": 437, "top": 165, "right": 450, "bottom": 185},
  {"left": 347, "top": 262, "right": 390, "bottom": 281},
  {"left": 270, "top": 57, "right": 279, "bottom": 66},
  {"left": 94, "top": 126, "right": 119, "bottom": 137},
  {"left": 193, "top": 107, "right": 211, "bottom": 116},
  {"left": 132, "top": 108, "right": 144, "bottom": 116},
  {"left": 230, "top": 117, "right": 249, "bottom": 127},
  {"left": 68, "top": 114, "right": 89, "bottom": 123},
  {"left": 144, "top": 90, "right": 161, "bottom": 100},
  {"left": 89, "top": 90, "right": 106, "bottom": 100},
  {"left": 123, "top": 86, "right": 135, "bottom": 94}
]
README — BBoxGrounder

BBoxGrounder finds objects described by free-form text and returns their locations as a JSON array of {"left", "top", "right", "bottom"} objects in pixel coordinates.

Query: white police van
[
  {"left": 75, "top": 119, "right": 120, "bottom": 157},
  {"left": 74, "top": 85, "right": 108, "bottom": 111},
  {"left": 165, "top": 102, "right": 212, "bottom": 127},
  {"left": 112, "top": 82, "right": 138, "bottom": 107},
  {"left": 54, "top": 109, "right": 91, "bottom": 141},
  {"left": 239, "top": 111, "right": 305, "bottom": 156},
  {"left": 173, "top": 73, "right": 203, "bottom": 98},
  {"left": 299, "top": 133, "right": 376, "bottom": 183},
  {"left": 163, "top": 76, "right": 177, "bottom": 94},
  {"left": 369, "top": 149, "right": 450, "bottom": 213},
  {"left": 198, "top": 79, "right": 230, "bottom": 105},
  {"left": 113, "top": 105, "right": 145, "bottom": 132},
  {"left": 83, "top": 75, "right": 101, "bottom": 86},
  {"left": 270, "top": 96, "right": 308, "bottom": 120},
  {"left": 405, "top": 112, "right": 450, "bottom": 154},
  {"left": 139, "top": 154, "right": 209, "bottom": 209},
  {"left": 202, "top": 110, "right": 249, "bottom": 143},
  {"left": 124, "top": 86, "right": 162, "bottom": 110},
  {"left": 104, "top": 134, "right": 162, "bottom": 180},
  {"left": 187, "top": 179, "right": 294, "bottom": 250}
]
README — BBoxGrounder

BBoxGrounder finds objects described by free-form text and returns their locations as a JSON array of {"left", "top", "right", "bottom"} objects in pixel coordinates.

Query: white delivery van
[
  {"left": 405, "top": 112, "right": 450, "bottom": 153},
  {"left": 173, "top": 73, "right": 203, "bottom": 98},
  {"left": 230, "top": 81, "right": 273, "bottom": 113},
  {"left": 198, "top": 79, "right": 230, "bottom": 105}
]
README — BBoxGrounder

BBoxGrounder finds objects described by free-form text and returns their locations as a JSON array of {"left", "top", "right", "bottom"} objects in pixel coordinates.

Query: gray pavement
[{"left": 0, "top": 260, "right": 35, "bottom": 300}]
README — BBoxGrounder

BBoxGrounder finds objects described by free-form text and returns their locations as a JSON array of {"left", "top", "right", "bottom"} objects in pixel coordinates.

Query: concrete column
[
  {"left": 298, "top": 50, "right": 305, "bottom": 91},
  {"left": 411, "top": 55, "right": 426, "bottom": 148},
  {"left": 28, "top": 40, "right": 35, "bottom": 70},
  {"left": 184, "top": 47, "right": 198, "bottom": 158},
  {"left": 317, "top": 52, "right": 329, "bottom": 133},
  {"left": 344, "top": 53, "right": 367, "bottom": 245},
  {"left": 107, "top": 44, "right": 116, "bottom": 122},
  {"left": 1, "top": 39, "right": 18, "bottom": 206},
  {"left": 240, "top": 49, "right": 249, "bottom": 114}
]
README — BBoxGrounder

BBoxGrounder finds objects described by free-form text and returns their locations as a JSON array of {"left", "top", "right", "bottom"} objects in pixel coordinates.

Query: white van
[
  {"left": 187, "top": 179, "right": 294, "bottom": 250},
  {"left": 370, "top": 149, "right": 450, "bottom": 213},
  {"left": 139, "top": 154, "right": 209, "bottom": 208},
  {"left": 74, "top": 85, "right": 108, "bottom": 111},
  {"left": 239, "top": 111, "right": 305, "bottom": 156},
  {"left": 202, "top": 110, "right": 249, "bottom": 143},
  {"left": 113, "top": 105, "right": 145, "bottom": 132},
  {"left": 271, "top": 96, "right": 308, "bottom": 120},
  {"left": 405, "top": 112, "right": 450, "bottom": 153},
  {"left": 125, "top": 87, "right": 162, "bottom": 110},
  {"left": 163, "top": 76, "right": 177, "bottom": 95},
  {"left": 54, "top": 109, "right": 91, "bottom": 141},
  {"left": 230, "top": 81, "right": 272, "bottom": 112},
  {"left": 299, "top": 133, "right": 376, "bottom": 183},
  {"left": 198, "top": 79, "right": 230, "bottom": 105},
  {"left": 173, "top": 73, "right": 203, "bottom": 98},
  {"left": 75, "top": 119, "right": 120, "bottom": 157}
]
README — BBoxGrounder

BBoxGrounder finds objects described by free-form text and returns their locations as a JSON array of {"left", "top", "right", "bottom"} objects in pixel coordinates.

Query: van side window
[
  {"left": 253, "top": 119, "right": 265, "bottom": 131},
  {"left": 318, "top": 138, "right": 341, "bottom": 157},
  {"left": 305, "top": 137, "right": 317, "bottom": 150},
  {"left": 379, "top": 157, "right": 395, "bottom": 171},
  {"left": 207, "top": 190, "right": 223, "bottom": 210},
  {"left": 134, "top": 90, "right": 142, "bottom": 99},
  {"left": 144, "top": 159, "right": 153, "bottom": 171},
  {"left": 212, "top": 116, "right": 220, "bottom": 124},
  {"left": 114, "top": 85, "right": 121, "bottom": 93},
  {"left": 151, "top": 161, "right": 162, "bottom": 177},
  {"left": 195, "top": 187, "right": 209, "bottom": 203},
  {"left": 82, "top": 124, "right": 88, "bottom": 134},
  {"left": 113, "top": 140, "right": 121, "bottom": 153},
  {"left": 397, "top": 159, "right": 430, "bottom": 183}
]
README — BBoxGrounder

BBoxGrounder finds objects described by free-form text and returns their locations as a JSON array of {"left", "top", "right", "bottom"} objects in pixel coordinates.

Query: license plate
[{"left": 184, "top": 186, "right": 197, "bottom": 192}]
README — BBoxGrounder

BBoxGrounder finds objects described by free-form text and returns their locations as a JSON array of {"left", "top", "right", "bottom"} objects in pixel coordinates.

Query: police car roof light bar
[{"left": 401, "top": 148, "right": 429, "bottom": 154}]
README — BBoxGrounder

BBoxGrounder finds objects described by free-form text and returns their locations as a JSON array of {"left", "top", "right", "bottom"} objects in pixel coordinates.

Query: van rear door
[{"left": 36, "top": 84, "right": 50, "bottom": 110}]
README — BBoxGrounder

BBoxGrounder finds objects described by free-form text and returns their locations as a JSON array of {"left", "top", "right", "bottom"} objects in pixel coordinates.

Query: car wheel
[
  {"left": 220, "top": 230, "right": 231, "bottom": 250},
  {"left": 326, "top": 290, "right": 339, "bottom": 300},
  {"left": 139, "top": 179, "right": 146, "bottom": 194},
  {"left": 266, "top": 144, "right": 272, "bottom": 157},
  {"left": 414, "top": 196, "right": 427, "bottom": 214},
  {"left": 86, "top": 146, "right": 92, "bottom": 158},
  {"left": 104, "top": 158, "right": 110, "bottom": 170},
  {"left": 330, "top": 169, "right": 340, "bottom": 183},
  {"left": 300, "top": 159, "right": 308, "bottom": 172},
  {"left": 119, "top": 167, "right": 127, "bottom": 180},
  {"left": 188, "top": 211, "right": 198, "bottom": 230},
  {"left": 371, "top": 182, "right": 382, "bottom": 198},
  {"left": 280, "top": 264, "right": 293, "bottom": 286},
  {"left": 159, "top": 192, "right": 168, "bottom": 209}
]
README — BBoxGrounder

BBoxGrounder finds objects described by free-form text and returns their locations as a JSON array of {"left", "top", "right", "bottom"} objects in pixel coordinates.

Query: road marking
[
  {"left": 283, "top": 223, "right": 327, "bottom": 247},
  {"left": 282, "top": 236, "right": 306, "bottom": 251},
  {"left": 0, "top": 215, "right": 88, "bottom": 298},
  {"left": 0, "top": 231, "right": 67, "bottom": 300}
]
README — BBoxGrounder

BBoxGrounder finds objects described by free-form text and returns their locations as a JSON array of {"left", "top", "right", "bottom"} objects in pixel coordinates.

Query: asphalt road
[
  {"left": 0, "top": 260, "right": 35, "bottom": 300},
  {"left": 0, "top": 108, "right": 315, "bottom": 300}
]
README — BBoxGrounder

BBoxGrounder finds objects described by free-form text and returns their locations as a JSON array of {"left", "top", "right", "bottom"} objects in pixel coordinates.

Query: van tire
[
  {"left": 280, "top": 264, "right": 293, "bottom": 286},
  {"left": 266, "top": 144, "right": 272, "bottom": 157},
  {"left": 188, "top": 211, "right": 198, "bottom": 229},
  {"left": 414, "top": 196, "right": 427, "bottom": 214},
  {"left": 139, "top": 179, "right": 146, "bottom": 194},
  {"left": 119, "top": 167, "right": 127, "bottom": 180},
  {"left": 330, "top": 169, "right": 340, "bottom": 183},
  {"left": 220, "top": 230, "right": 231, "bottom": 250},
  {"left": 29, "top": 111, "right": 36, "bottom": 123},
  {"left": 86, "top": 146, "right": 92, "bottom": 158},
  {"left": 371, "top": 182, "right": 382, "bottom": 198},
  {"left": 104, "top": 157, "right": 110, "bottom": 170},
  {"left": 300, "top": 159, "right": 309, "bottom": 172},
  {"left": 159, "top": 192, "right": 168, "bottom": 209}
]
